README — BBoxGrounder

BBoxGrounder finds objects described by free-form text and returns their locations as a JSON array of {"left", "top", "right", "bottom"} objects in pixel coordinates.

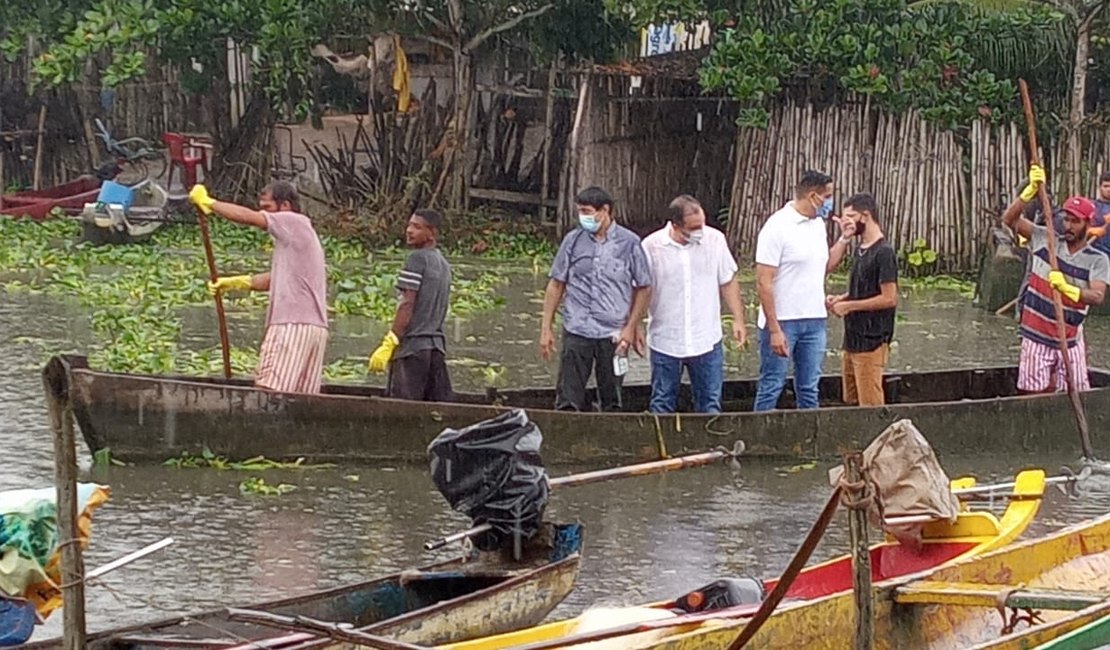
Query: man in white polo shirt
[
  {"left": 753, "top": 170, "right": 853, "bottom": 411},
  {"left": 640, "top": 195, "right": 747, "bottom": 413}
]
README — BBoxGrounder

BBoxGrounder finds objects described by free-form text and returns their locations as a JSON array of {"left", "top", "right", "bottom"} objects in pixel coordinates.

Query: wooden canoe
[
  {"left": 44, "top": 353, "right": 1110, "bottom": 465},
  {"left": 440, "top": 470, "right": 1046, "bottom": 650},
  {"left": 20, "top": 523, "right": 583, "bottom": 649},
  {"left": 1028, "top": 613, "right": 1110, "bottom": 650},
  {"left": 0, "top": 177, "right": 102, "bottom": 220}
]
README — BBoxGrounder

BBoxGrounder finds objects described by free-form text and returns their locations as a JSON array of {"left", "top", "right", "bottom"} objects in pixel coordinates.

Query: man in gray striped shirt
[{"left": 369, "top": 209, "right": 453, "bottom": 401}]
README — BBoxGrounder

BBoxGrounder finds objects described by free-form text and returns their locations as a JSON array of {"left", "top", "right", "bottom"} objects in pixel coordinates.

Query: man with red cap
[{"left": 1002, "top": 165, "right": 1110, "bottom": 393}]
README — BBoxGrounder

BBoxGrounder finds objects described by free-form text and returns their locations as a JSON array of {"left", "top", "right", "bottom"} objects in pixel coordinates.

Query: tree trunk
[{"left": 1065, "top": 16, "right": 1091, "bottom": 196}]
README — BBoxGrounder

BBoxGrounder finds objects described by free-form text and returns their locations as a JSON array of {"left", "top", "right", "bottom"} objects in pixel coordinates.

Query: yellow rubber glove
[
  {"left": 1019, "top": 165, "right": 1046, "bottom": 203},
  {"left": 189, "top": 184, "right": 216, "bottom": 215},
  {"left": 1048, "top": 270, "right": 1081, "bottom": 302},
  {"left": 368, "top": 331, "right": 400, "bottom": 373},
  {"left": 207, "top": 275, "right": 252, "bottom": 296}
]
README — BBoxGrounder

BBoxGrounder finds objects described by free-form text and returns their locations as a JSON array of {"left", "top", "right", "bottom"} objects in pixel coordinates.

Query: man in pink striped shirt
[
  {"left": 189, "top": 181, "right": 329, "bottom": 394},
  {"left": 1003, "top": 165, "right": 1109, "bottom": 393}
]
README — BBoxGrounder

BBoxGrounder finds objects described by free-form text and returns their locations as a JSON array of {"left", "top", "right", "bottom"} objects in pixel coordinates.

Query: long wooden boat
[
  {"left": 569, "top": 489, "right": 1110, "bottom": 650},
  {"left": 20, "top": 522, "right": 583, "bottom": 649},
  {"left": 1, "top": 176, "right": 102, "bottom": 220},
  {"left": 45, "top": 353, "right": 1110, "bottom": 465},
  {"left": 441, "top": 470, "right": 1046, "bottom": 650}
]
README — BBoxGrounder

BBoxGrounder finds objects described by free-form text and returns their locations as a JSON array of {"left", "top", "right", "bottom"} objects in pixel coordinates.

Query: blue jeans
[
  {"left": 649, "top": 342, "right": 724, "bottom": 414},
  {"left": 754, "top": 318, "right": 827, "bottom": 411}
]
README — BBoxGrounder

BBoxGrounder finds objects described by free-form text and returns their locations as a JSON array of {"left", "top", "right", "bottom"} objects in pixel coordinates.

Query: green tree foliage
[{"left": 697, "top": 0, "right": 1034, "bottom": 129}]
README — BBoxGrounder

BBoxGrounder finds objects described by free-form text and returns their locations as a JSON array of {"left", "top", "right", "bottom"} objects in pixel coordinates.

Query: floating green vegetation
[
  {"left": 239, "top": 477, "right": 297, "bottom": 496},
  {"left": 0, "top": 217, "right": 508, "bottom": 376},
  {"left": 162, "top": 446, "right": 334, "bottom": 470},
  {"left": 92, "top": 448, "right": 127, "bottom": 467}
]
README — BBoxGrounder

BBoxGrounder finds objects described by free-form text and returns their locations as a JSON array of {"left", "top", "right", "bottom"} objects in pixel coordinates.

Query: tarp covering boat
[
  {"left": 829, "top": 418, "right": 960, "bottom": 543},
  {"left": 0, "top": 483, "right": 109, "bottom": 619},
  {"left": 429, "top": 409, "right": 550, "bottom": 551}
]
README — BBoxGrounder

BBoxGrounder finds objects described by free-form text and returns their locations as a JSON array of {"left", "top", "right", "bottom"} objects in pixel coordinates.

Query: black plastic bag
[{"left": 428, "top": 409, "right": 550, "bottom": 550}]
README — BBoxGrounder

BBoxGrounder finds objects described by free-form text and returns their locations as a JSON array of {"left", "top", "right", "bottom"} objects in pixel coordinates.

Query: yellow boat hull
[{"left": 443, "top": 470, "right": 1046, "bottom": 650}]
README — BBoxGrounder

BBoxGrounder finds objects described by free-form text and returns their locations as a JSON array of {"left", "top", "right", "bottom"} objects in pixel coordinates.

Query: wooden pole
[
  {"left": 1019, "top": 79, "right": 1095, "bottom": 460},
  {"left": 724, "top": 487, "right": 842, "bottom": 650},
  {"left": 845, "top": 452, "right": 874, "bottom": 650},
  {"left": 0, "top": 101, "right": 6, "bottom": 211},
  {"left": 43, "top": 358, "right": 87, "bottom": 650},
  {"left": 33, "top": 105, "right": 47, "bottom": 191},
  {"left": 424, "top": 441, "right": 745, "bottom": 550},
  {"left": 539, "top": 59, "right": 558, "bottom": 223},
  {"left": 195, "top": 208, "right": 233, "bottom": 379}
]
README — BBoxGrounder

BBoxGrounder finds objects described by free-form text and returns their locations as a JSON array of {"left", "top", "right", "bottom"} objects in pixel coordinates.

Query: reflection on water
[{"left": 4, "top": 274, "right": 1110, "bottom": 640}]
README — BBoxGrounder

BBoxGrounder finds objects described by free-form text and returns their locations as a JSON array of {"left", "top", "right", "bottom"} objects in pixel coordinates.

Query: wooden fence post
[{"left": 44, "top": 357, "right": 87, "bottom": 650}]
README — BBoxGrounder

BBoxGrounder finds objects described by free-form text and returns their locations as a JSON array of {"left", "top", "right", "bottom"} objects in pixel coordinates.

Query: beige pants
[
  {"left": 255, "top": 323, "right": 328, "bottom": 394},
  {"left": 841, "top": 344, "right": 889, "bottom": 406}
]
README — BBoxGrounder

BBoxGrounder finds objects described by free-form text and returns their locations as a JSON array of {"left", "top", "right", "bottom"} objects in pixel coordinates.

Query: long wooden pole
[
  {"left": 724, "top": 487, "right": 842, "bottom": 650},
  {"left": 538, "top": 59, "right": 557, "bottom": 223},
  {"left": 1019, "top": 79, "right": 1095, "bottom": 460},
  {"left": 43, "top": 359, "right": 87, "bottom": 650},
  {"left": 33, "top": 105, "right": 47, "bottom": 191},
  {"left": 424, "top": 441, "right": 745, "bottom": 551},
  {"left": 226, "top": 608, "right": 430, "bottom": 650},
  {"left": 846, "top": 453, "right": 873, "bottom": 650},
  {"left": 195, "top": 208, "right": 233, "bottom": 379}
]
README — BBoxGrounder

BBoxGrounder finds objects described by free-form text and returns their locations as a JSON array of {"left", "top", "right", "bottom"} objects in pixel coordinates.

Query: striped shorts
[
  {"left": 1017, "top": 336, "right": 1090, "bottom": 393},
  {"left": 255, "top": 323, "right": 329, "bottom": 394}
]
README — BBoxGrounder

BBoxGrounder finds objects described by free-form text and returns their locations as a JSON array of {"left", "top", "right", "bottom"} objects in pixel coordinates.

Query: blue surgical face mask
[
  {"left": 815, "top": 196, "right": 834, "bottom": 220},
  {"left": 578, "top": 213, "right": 601, "bottom": 233}
]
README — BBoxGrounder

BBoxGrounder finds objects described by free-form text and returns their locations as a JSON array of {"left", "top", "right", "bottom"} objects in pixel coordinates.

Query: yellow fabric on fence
[{"left": 393, "top": 35, "right": 411, "bottom": 113}]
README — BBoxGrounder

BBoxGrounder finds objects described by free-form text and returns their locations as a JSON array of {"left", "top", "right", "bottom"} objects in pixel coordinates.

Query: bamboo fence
[{"left": 724, "top": 102, "right": 1110, "bottom": 272}]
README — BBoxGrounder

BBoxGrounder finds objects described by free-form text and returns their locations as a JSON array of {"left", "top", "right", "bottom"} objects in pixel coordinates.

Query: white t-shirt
[
  {"left": 755, "top": 202, "right": 829, "bottom": 329},
  {"left": 642, "top": 224, "right": 739, "bottom": 358}
]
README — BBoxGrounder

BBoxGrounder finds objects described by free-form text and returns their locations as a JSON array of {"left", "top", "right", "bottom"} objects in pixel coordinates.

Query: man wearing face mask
[
  {"left": 638, "top": 195, "right": 746, "bottom": 413},
  {"left": 826, "top": 193, "right": 898, "bottom": 406},
  {"left": 753, "top": 170, "right": 853, "bottom": 411},
  {"left": 540, "top": 187, "right": 653, "bottom": 411}
]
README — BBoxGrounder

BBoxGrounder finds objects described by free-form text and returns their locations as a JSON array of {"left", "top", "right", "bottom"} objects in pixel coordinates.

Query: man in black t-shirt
[
  {"left": 368, "top": 209, "right": 453, "bottom": 402},
  {"left": 826, "top": 193, "right": 898, "bottom": 406}
]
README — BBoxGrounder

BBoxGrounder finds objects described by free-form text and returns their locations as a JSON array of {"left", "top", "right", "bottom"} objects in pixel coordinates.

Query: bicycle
[{"left": 93, "top": 118, "right": 168, "bottom": 186}]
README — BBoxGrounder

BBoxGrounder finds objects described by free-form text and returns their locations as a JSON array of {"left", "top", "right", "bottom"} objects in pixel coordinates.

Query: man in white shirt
[
  {"left": 639, "top": 195, "right": 747, "bottom": 413},
  {"left": 753, "top": 170, "right": 854, "bottom": 411}
]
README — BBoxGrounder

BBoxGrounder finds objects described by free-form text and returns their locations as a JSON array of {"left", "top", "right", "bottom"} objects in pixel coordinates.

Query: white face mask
[{"left": 686, "top": 228, "right": 704, "bottom": 245}]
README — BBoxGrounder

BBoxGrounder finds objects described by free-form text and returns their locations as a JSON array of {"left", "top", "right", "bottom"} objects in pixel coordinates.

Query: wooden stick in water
[
  {"left": 44, "top": 358, "right": 86, "bottom": 650},
  {"left": 845, "top": 453, "right": 873, "bottom": 650}
]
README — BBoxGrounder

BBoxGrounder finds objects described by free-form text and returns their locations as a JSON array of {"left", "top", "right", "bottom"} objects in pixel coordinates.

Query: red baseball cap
[{"left": 1063, "top": 196, "right": 1096, "bottom": 222}]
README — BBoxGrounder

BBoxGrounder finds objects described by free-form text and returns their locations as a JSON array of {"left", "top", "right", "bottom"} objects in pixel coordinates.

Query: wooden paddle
[
  {"left": 1018, "top": 79, "right": 1095, "bottom": 460},
  {"left": 423, "top": 441, "right": 746, "bottom": 550},
  {"left": 496, "top": 487, "right": 844, "bottom": 650},
  {"left": 194, "top": 204, "right": 233, "bottom": 379},
  {"left": 725, "top": 486, "right": 842, "bottom": 649}
]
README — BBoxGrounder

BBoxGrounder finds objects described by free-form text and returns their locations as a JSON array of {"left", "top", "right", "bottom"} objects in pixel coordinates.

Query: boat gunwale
[
  {"left": 60, "top": 354, "right": 1110, "bottom": 418},
  {"left": 19, "top": 547, "right": 583, "bottom": 649}
]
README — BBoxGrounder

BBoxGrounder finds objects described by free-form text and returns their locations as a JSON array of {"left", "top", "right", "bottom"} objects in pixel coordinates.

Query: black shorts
[{"left": 386, "top": 349, "right": 453, "bottom": 402}]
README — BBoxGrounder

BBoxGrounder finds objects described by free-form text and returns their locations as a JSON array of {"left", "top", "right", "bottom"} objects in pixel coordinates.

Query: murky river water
[{"left": 5, "top": 266, "right": 1110, "bottom": 641}]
